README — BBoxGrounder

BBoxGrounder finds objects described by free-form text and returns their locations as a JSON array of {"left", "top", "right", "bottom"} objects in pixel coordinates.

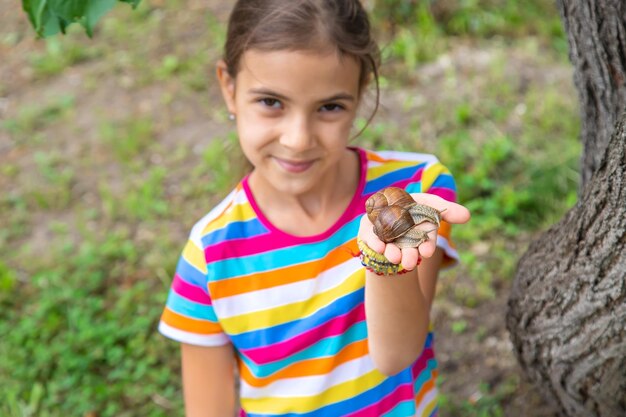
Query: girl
[{"left": 158, "top": 1, "right": 471, "bottom": 416}]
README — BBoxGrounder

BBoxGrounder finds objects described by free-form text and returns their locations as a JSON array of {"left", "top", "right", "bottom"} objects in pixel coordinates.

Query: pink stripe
[
  {"left": 343, "top": 382, "right": 414, "bottom": 417},
  {"left": 204, "top": 232, "right": 299, "bottom": 263},
  {"left": 411, "top": 346, "right": 434, "bottom": 379},
  {"left": 412, "top": 166, "right": 424, "bottom": 182},
  {"left": 384, "top": 178, "right": 417, "bottom": 192},
  {"left": 172, "top": 274, "right": 212, "bottom": 305},
  {"left": 426, "top": 187, "right": 456, "bottom": 202},
  {"left": 241, "top": 303, "right": 365, "bottom": 364}
]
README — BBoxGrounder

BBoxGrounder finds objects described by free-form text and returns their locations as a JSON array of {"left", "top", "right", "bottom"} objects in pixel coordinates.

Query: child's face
[{"left": 217, "top": 48, "right": 362, "bottom": 197}]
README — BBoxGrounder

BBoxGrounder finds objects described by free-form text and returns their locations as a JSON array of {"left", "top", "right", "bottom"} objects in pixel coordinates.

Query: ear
[{"left": 216, "top": 60, "right": 237, "bottom": 115}]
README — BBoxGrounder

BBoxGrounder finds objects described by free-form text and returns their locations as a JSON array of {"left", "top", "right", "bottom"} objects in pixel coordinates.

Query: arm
[
  {"left": 363, "top": 248, "right": 442, "bottom": 376},
  {"left": 181, "top": 343, "right": 237, "bottom": 417},
  {"left": 418, "top": 248, "right": 445, "bottom": 313},
  {"left": 365, "top": 258, "right": 434, "bottom": 375},
  {"left": 361, "top": 193, "right": 469, "bottom": 376}
]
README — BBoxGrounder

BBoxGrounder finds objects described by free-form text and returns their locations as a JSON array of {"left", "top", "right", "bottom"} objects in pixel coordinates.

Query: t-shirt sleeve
[
  {"left": 158, "top": 235, "right": 229, "bottom": 346},
  {"left": 406, "top": 159, "right": 460, "bottom": 268}
]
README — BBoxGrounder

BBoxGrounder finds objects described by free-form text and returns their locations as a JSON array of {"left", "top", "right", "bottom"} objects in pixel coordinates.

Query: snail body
[{"left": 365, "top": 187, "right": 443, "bottom": 249}]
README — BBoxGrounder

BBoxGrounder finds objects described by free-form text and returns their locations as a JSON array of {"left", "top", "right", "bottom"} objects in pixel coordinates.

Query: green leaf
[
  {"left": 120, "top": 0, "right": 141, "bottom": 6},
  {"left": 21, "top": 0, "right": 141, "bottom": 38},
  {"left": 84, "top": 0, "right": 117, "bottom": 37}
]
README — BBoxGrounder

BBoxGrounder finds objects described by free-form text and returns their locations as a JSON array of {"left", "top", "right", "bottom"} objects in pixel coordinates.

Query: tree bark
[
  {"left": 507, "top": 115, "right": 626, "bottom": 416},
  {"left": 507, "top": 1, "right": 626, "bottom": 416},
  {"left": 558, "top": 0, "right": 626, "bottom": 189}
]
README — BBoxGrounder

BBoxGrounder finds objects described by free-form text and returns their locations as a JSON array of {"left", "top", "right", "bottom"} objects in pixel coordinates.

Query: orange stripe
[
  {"left": 365, "top": 150, "right": 423, "bottom": 164},
  {"left": 209, "top": 241, "right": 359, "bottom": 299},
  {"left": 415, "top": 378, "right": 436, "bottom": 405},
  {"left": 239, "top": 339, "right": 368, "bottom": 387},
  {"left": 366, "top": 151, "right": 387, "bottom": 163},
  {"left": 160, "top": 308, "right": 223, "bottom": 335},
  {"left": 438, "top": 220, "right": 452, "bottom": 243}
]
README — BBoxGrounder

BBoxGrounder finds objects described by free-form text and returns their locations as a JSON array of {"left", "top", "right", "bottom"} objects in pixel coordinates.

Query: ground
[{"left": 1, "top": 1, "right": 574, "bottom": 415}]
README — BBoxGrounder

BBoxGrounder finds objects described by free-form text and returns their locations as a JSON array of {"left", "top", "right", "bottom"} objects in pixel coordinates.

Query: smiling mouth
[{"left": 274, "top": 157, "right": 316, "bottom": 173}]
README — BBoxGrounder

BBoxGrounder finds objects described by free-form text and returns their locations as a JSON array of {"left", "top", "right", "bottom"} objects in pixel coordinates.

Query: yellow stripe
[
  {"left": 182, "top": 239, "right": 207, "bottom": 274},
  {"left": 202, "top": 202, "right": 256, "bottom": 234},
  {"left": 420, "top": 162, "right": 449, "bottom": 192},
  {"left": 420, "top": 398, "right": 438, "bottom": 417},
  {"left": 220, "top": 270, "right": 363, "bottom": 334},
  {"left": 366, "top": 160, "right": 418, "bottom": 181},
  {"left": 241, "top": 369, "right": 386, "bottom": 414}
]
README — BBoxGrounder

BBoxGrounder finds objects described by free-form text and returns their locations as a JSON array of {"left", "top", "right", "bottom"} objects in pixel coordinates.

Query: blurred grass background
[{"left": 0, "top": 0, "right": 579, "bottom": 416}]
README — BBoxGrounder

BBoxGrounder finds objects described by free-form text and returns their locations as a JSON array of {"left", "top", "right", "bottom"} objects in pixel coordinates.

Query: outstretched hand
[{"left": 358, "top": 193, "right": 471, "bottom": 271}]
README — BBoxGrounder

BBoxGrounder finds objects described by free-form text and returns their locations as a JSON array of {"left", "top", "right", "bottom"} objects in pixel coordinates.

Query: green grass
[
  {"left": 2, "top": 95, "right": 75, "bottom": 144},
  {"left": 439, "top": 376, "right": 520, "bottom": 416},
  {"left": 1, "top": 0, "right": 578, "bottom": 415}
]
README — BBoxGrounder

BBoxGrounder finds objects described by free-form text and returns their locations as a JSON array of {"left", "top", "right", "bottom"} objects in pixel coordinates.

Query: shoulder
[{"left": 185, "top": 183, "right": 252, "bottom": 249}]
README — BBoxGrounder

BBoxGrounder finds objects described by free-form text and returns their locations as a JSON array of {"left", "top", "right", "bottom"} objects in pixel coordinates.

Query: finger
[
  {"left": 359, "top": 215, "right": 386, "bottom": 253},
  {"left": 383, "top": 243, "right": 402, "bottom": 265},
  {"left": 400, "top": 246, "right": 420, "bottom": 270},
  {"left": 411, "top": 223, "right": 439, "bottom": 258},
  {"left": 416, "top": 237, "right": 437, "bottom": 258},
  {"left": 409, "top": 193, "right": 471, "bottom": 225}
]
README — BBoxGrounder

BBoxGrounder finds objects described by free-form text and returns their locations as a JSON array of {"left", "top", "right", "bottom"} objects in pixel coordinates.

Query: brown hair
[{"left": 223, "top": 0, "right": 381, "bottom": 120}]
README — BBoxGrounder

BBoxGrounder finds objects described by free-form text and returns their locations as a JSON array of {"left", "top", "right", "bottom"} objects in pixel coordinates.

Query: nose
[{"left": 279, "top": 113, "right": 314, "bottom": 152}]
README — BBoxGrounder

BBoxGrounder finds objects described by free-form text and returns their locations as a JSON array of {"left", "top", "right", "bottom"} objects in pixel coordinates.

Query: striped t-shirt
[{"left": 159, "top": 148, "right": 458, "bottom": 417}]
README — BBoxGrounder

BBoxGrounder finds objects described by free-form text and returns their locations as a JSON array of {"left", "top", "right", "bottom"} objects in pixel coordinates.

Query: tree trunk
[
  {"left": 507, "top": 115, "right": 626, "bottom": 416},
  {"left": 558, "top": 0, "right": 626, "bottom": 189},
  {"left": 506, "top": 1, "right": 626, "bottom": 416}
]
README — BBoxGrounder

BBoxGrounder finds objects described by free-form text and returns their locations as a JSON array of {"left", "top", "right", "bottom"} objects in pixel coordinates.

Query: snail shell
[
  {"left": 371, "top": 204, "right": 416, "bottom": 243},
  {"left": 366, "top": 187, "right": 444, "bottom": 248},
  {"left": 365, "top": 187, "right": 416, "bottom": 223}
]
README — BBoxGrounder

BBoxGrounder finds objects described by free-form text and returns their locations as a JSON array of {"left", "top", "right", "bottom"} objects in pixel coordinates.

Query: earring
[{"left": 228, "top": 113, "right": 236, "bottom": 121}]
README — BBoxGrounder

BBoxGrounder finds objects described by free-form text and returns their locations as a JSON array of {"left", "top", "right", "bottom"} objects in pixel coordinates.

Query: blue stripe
[
  {"left": 208, "top": 219, "right": 360, "bottom": 280},
  {"left": 175, "top": 256, "right": 207, "bottom": 287},
  {"left": 240, "top": 321, "right": 367, "bottom": 377},
  {"left": 165, "top": 289, "right": 218, "bottom": 322},
  {"left": 229, "top": 289, "right": 364, "bottom": 348},
  {"left": 428, "top": 173, "right": 456, "bottom": 190},
  {"left": 405, "top": 182, "right": 422, "bottom": 194},
  {"left": 424, "top": 332, "right": 434, "bottom": 348},
  {"left": 363, "top": 164, "right": 425, "bottom": 195},
  {"left": 201, "top": 218, "right": 268, "bottom": 247},
  {"left": 245, "top": 369, "right": 414, "bottom": 417},
  {"left": 381, "top": 400, "right": 415, "bottom": 416},
  {"left": 413, "top": 358, "right": 437, "bottom": 392}
]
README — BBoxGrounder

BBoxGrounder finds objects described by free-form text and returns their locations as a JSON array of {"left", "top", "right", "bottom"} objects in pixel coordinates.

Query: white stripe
[
  {"left": 436, "top": 236, "right": 459, "bottom": 268},
  {"left": 415, "top": 385, "right": 438, "bottom": 416},
  {"left": 188, "top": 188, "right": 239, "bottom": 246},
  {"left": 215, "top": 258, "right": 361, "bottom": 318},
  {"left": 375, "top": 150, "right": 438, "bottom": 165},
  {"left": 240, "top": 355, "right": 375, "bottom": 399},
  {"left": 158, "top": 321, "right": 230, "bottom": 346}
]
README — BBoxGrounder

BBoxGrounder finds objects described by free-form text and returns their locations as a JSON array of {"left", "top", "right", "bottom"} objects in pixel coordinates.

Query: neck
[{"left": 250, "top": 148, "right": 360, "bottom": 236}]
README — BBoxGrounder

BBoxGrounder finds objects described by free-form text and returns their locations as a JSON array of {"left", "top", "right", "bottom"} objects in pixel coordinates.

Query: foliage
[
  {"left": 22, "top": 0, "right": 141, "bottom": 38},
  {"left": 0, "top": 233, "right": 182, "bottom": 416}
]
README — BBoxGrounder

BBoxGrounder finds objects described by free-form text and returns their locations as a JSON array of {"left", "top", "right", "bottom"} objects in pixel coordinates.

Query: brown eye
[
  {"left": 320, "top": 103, "right": 344, "bottom": 112},
  {"left": 260, "top": 98, "right": 281, "bottom": 108}
]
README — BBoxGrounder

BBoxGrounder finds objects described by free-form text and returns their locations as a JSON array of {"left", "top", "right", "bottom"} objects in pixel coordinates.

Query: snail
[{"left": 365, "top": 187, "right": 443, "bottom": 249}]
